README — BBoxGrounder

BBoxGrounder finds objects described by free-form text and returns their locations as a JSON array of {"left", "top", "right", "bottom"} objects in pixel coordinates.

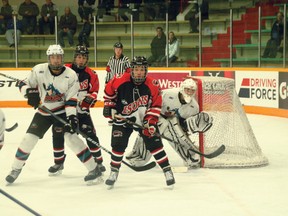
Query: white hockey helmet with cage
[
  {"left": 46, "top": 44, "right": 64, "bottom": 70},
  {"left": 180, "top": 79, "right": 197, "bottom": 103}
]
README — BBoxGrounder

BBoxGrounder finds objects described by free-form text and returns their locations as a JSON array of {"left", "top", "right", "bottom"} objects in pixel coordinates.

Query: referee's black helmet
[{"left": 114, "top": 42, "right": 123, "bottom": 48}]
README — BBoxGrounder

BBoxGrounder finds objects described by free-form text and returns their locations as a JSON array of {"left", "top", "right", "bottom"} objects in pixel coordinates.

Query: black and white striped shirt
[{"left": 105, "top": 54, "right": 130, "bottom": 83}]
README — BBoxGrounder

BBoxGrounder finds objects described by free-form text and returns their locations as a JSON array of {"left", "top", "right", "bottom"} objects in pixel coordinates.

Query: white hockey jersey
[
  {"left": 20, "top": 63, "right": 80, "bottom": 117},
  {"left": 161, "top": 87, "right": 199, "bottom": 119}
]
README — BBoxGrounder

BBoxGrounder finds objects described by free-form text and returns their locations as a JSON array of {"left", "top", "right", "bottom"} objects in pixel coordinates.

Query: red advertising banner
[{"left": 149, "top": 71, "right": 190, "bottom": 89}]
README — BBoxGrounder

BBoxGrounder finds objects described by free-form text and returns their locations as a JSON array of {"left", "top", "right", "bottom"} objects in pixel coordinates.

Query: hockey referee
[{"left": 105, "top": 42, "right": 131, "bottom": 84}]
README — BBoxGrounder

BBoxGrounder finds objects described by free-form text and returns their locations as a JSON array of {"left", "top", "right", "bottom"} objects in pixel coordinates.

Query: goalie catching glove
[
  {"left": 26, "top": 88, "right": 40, "bottom": 109},
  {"left": 185, "top": 112, "right": 213, "bottom": 134},
  {"left": 142, "top": 117, "right": 157, "bottom": 137},
  {"left": 79, "top": 93, "right": 97, "bottom": 109}
]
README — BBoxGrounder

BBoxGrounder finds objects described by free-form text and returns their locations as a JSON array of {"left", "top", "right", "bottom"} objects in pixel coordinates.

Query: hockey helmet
[
  {"left": 180, "top": 79, "right": 197, "bottom": 103},
  {"left": 131, "top": 56, "right": 148, "bottom": 84},
  {"left": 114, "top": 42, "right": 123, "bottom": 49},
  {"left": 46, "top": 44, "right": 64, "bottom": 71},
  {"left": 74, "top": 45, "right": 89, "bottom": 69}
]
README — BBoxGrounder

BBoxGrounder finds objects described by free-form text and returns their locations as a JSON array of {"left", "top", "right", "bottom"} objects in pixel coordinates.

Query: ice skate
[
  {"left": 6, "top": 168, "right": 22, "bottom": 184},
  {"left": 105, "top": 168, "right": 119, "bottom": 190},
  {"left": 163, "top": 167, "right": 175, "bottom": 189},
  {"left": 84, "top": 165, "right": 103, "bottom": 186},
  {"left": 97, "top": 163, "right": 106, "bottom": 173},
  {"left": 48, "top": 163, "right": 64, "bottom": 176}
]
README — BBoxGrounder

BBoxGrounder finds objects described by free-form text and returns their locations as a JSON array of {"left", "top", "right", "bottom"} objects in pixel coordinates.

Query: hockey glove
[
  {"left": 142, "top": 118, "right": 157, "bottom": 138},
  {"left": 103, "top": 101, "right": 116, "bottom": 119},
  {"left": 186, "top": 112, "right": 213, "bottom": 134},
  {"left": 26, "top": 88, "right": 40, "bottom": 109},
  {"left": 64, "top": 115, "right": 78, "bottom": 134},
  {"left": 79, "top": 93, "right": 97, "bottom": 109}
]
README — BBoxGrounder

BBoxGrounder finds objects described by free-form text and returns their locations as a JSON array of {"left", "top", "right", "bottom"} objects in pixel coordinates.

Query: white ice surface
[{"left": 0, "top": 108, "right": 287, "bottom": 216}]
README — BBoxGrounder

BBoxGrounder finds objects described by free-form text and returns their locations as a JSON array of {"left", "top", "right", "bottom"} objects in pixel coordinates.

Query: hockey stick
[
  {"left": 0, "top": 72, "right": 21, "bottom": 82},
  {"left": 0, "top": 188, "right": 41, "bottom": 216},
  {"left": 39, "top": 106, "right": 156, "bottom": 172},
  {"left": 114, "top": 114, "right": 225, "bottom": 159},
  {"left": 5, "top": 123, "right": 18, "bottom": 132}
]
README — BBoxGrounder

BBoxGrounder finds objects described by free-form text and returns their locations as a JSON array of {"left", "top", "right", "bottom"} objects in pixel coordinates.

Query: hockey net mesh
[{"left": 190, "top": 76, "right": 268, "bottom": 168}]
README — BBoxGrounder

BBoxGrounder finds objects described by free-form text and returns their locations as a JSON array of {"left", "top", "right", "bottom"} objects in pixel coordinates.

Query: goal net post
[{"left": 190, "top": 76, "right": 268, "bottom": 168}]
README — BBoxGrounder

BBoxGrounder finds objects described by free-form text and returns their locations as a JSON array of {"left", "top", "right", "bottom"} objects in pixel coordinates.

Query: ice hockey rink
[{"left": 0, "top": 108, "right": 287, "bottom": 216}]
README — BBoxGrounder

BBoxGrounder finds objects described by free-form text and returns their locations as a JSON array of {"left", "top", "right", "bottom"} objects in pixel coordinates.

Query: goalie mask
[
  {"left": 180, "top": 79, "right": 197, "bottom": 103},
  {"left": 131, "top": 56, "right": 148, "bottom": 85},
  {"left": 73, "top": 45, "right": 89, "bottom": 69},
  {"left": 46, "top": 44, "right": 64, "bottom": 71}
]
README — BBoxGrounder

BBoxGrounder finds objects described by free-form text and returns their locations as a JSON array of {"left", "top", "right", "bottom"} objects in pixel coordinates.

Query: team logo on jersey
[
  {"left": 44, "top": 84, "right": 64, "bottom": 102},
  {"left": 121, "top": 99, "right": 128, "bottom": 105},
  {"left": 113, "top": 130, "right": 123, "bottom": 137},
  {"left": 80, "top": 79, "right": 89, "bottom": 90},
  {"left": 122, "top": 95, "right": 149, "bottom": 114}
]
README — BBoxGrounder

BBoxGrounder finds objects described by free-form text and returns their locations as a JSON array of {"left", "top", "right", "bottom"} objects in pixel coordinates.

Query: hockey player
[
  {"left": 126, "top": 78, "right": 213, "bottom": 168},
  {"left": 105, "top": 42, "right": 130, "bottom": 84},
  {"left": 0, "top": 109, "right": 5, "bottom": 151},
  {"left": 5, "top": 44, "right": 102, "bottom": 184},
  {"left": 103, "top": 56, "right": 175, "bottom": 188},
  {"left": 48, "top": 45, "right": 106, "bottom": 175}
]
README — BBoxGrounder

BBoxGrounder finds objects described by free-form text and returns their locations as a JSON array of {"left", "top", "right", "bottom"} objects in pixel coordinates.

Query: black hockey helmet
[
  {"left": 75, "top": 45, "right": 89, "bottom": 56},
  {"left": 74, "top": 45, "right": 89, "bottom": 69},
  {"left": 131, "top": 56, "right": 148, "bottom": 84},
  {"left": 114, "top": 42, "right": 123, "bottom": 49}
]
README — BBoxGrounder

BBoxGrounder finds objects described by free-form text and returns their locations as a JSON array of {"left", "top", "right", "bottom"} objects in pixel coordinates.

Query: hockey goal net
[{"left": 190, "top": 76, "right": 268, "bottom": 168}]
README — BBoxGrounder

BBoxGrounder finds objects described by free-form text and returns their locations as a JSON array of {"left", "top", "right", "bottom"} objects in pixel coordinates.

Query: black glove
[
  {"left": 26, "top": 88, "right": 40, "bottom": 109},
  {"left": 103, "top": 101, "right": 116, "bottom": 119},
  {"left": 64, "top": 115, "right": 78, "bottom": 134}
]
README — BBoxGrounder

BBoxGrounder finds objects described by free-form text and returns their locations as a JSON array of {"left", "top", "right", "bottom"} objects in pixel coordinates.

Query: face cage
[
  {"left": 74, "top": 54, "right": 89, "bottom": 69},
  {"left": 131, "top": 66, "right": 147, "bottom": 84},
  {"left": 48, "top": 55, "right": 64, "bottom": 71}
]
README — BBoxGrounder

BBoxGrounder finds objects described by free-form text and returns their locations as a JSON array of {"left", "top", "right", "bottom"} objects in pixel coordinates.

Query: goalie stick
[
  {"left": 39, "top": 106, "right": 156, "bottom": 172},
  {"left": 115, "top": 114, "right": 225, "bottom": 159},
  {"left": 5, "top": 123, "right": 18, "bottom": 132}
]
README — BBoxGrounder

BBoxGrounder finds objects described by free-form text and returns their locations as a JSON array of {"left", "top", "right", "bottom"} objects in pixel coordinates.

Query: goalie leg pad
[
  {"left": 126, "top": 135, "right": 152, "bottom": 167},
  {"left": 164, "top": 117, "right": 200, "bottom": 168}
]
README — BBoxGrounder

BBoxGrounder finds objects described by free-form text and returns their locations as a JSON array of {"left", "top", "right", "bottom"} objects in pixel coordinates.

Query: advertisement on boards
[
  {"left": 279, "top": 72, "right": 288, "bottom": 109},
  {"left": 149, "top": 70, "right": 190, "bottom": 89},
  {"left": 235, "top": 71, "right": 278, "bottom": 108},
  {"left": 190, "top": 70, "right": 235, "bottom": 79},
  {"left": 0, "top": 70, "right": 29, "bottom": 101}
]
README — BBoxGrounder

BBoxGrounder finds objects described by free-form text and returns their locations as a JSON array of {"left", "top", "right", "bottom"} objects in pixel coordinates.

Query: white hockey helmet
[
  {"left": 180, "top": 79, "right": 197, "bottom": 103},
  {"left": 46, "top": 44, "right": 64, "bottom": 70}
]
